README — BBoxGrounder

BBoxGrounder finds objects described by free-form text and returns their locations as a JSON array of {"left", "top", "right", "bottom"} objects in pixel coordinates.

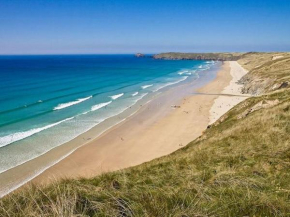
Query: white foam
[
  {"left": 132, "top": 92, "right": 138, "bottom": 96},
  {"left": 53, "top": 96, "right": 92, "bottom": 110},
  {"left": 154, "top": 76, "right": 188, "bottom": 92},
  {"left": 135, "top": 93, "right": 148, "bottom": 101},
  {"left": 109, "top": 93, "right": 124, "bottom": 100},
  {"left": 178, "top": 70, "right": 188, "bottom": 75},
  {"left": 0, "top": 107, "right": 137, "bottom": 198},
  {"left": 141, "top": 84, "right": 153, "bottom": 89},
  {"left": 91, "top": 101, "right": 112, "bottom": 111},
  {"left": 198, "top": 65, "right": 203, "bottom": 69},
  {"left": 0, "top": 91, "right": 152, "bottom": 197},
  {"left": 0, "top": 117, "right": 74, "bottom": 148},
  {"left": 199, "top": 66, "right": 211, "bottom": 71}
]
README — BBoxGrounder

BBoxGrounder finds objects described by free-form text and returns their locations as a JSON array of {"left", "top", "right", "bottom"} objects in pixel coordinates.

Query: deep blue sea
[{"left": 0, "top": 55, "right": 215, "bottom": 175}]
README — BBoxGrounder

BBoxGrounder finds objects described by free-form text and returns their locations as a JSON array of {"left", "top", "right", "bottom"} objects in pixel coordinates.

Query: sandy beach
[
  {"left": 30, "top": 61, "right": 248, "bottom": 185},
  {"left": 209, "top": 61, "right": 249, "bottom": 124}
]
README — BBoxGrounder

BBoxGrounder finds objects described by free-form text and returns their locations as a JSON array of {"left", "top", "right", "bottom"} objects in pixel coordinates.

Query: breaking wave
[
  {"left": 141, "top": 84, "right": 153, "bottom": 89},
  {"left": 109, "top": 93, "right": 124, "bottom": 100},
  {"left": 53, "top": 96, "right": 92, "bottom": 110},
  {"left": 91, "top": 101, "right": 112, "bottom": 111},
  {"left": 0, "top": 117, "right": 74, "bottom": 148}
]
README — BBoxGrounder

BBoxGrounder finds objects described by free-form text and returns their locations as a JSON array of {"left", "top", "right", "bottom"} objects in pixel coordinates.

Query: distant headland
[{"left": 153, "top": 52, "right": 243, "bottom": 61}]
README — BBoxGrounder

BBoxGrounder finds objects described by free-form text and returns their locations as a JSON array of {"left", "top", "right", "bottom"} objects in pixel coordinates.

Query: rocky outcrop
[
  {"left": 238, "top": 54, "right": 290, "bottom": 95},
  {"left": 135, "top": 53, "right": 145, "bottom": 58}
]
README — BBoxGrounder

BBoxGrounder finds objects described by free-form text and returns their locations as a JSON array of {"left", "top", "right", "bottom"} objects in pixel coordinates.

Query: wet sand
[{"left": 32, "top": 61, "right": 235, "bottom": 185}]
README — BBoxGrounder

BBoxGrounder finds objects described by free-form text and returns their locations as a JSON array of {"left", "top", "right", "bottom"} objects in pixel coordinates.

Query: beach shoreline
[
  {"left": 32, "top": 61, "right": 248, "bottom": 186},
  {"left": 0, "top": 61, "right": 249, "bottom": 197},
  {"left": 0, "top": 60, "right": 219, "bottom": 197}
]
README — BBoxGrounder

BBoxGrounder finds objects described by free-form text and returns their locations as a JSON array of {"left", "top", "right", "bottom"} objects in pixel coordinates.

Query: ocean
[{"left": 0, "top": 54, "right": 216, "bottom": 195}]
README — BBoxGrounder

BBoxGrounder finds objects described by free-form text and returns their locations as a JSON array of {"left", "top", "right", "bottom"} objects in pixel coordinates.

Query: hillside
[
  {"left": 1, "top": 53, "right": 290, "bottom": 216},
  {"left": 153, "top": 52, "right": 243, "bottom": 61},
  {"left": 238, "top": 53, "right": 290, "bottom": 95}
]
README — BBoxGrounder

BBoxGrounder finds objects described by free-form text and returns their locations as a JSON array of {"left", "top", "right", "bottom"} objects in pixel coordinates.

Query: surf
[
  {"left": 91, "top": 101, "right": 112, "bottom": 111},
  {"left": 53, "top": 96, "right": 92, "bottom": 110},
  {"left": 109, "top": 93, "right": 124, "bottom": 100},
  {"left": 0, "top": 117, "right": 74, "bottom": 148},
  {"left": 141, "top": 84, "right": 153, "bottom": 89}
]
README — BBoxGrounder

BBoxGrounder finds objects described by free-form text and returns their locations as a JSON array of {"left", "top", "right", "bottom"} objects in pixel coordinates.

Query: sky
[{"left": 0, "top": 0, "right": 290, "bottom": 54}]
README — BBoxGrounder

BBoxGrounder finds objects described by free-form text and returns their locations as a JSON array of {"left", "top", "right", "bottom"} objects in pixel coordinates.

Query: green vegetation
[
  {"left": 1, "top": 53, "right": 290, "bottom": 216},
  {"left": 238, "top": 53, "right": 290, "bottom": 95}
]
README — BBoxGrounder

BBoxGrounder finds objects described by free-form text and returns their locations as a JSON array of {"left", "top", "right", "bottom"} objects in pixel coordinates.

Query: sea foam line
[
  {"left": 0, "top": 117, "right": 74, "bottom": 148},
  {"left": 154, "top": 76, "right": 188, "bottom": 92},
  {"left": 0, "top": 91, "right": 151, "bottom": 198},
  {"left": 178, "top": 70, "right": 189, "bottom": 75},
  {"left": 54, "top": 96, "right": 92, "bottom": 110},
  {"left": 141, "top": 84, "right": 153, "bottom": 89},
  {"left": 132, "top": 92, "right": 138, "bottom": 96},
  {"left": 110, "top": 93, "right": 124, "bottom": 100}
]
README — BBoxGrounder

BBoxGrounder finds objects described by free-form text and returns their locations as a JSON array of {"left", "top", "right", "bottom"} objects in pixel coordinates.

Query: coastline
[
  {"left": 32, "top": 61, "right": 239, "bottom": 185},
  {"left": 0, "top": 61, "right": 250, "bottom": 197},
  {"left": 0, "top": 61, "right": 220, "bottom": 197}
]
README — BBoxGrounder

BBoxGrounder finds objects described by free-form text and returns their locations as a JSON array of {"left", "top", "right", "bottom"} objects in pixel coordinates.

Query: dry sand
[
  {"left": 33, "top": 61, "right": 246, "bottom": 185},
  {"left": 209, "top": 61, "right": 249, "bottom": 124}
]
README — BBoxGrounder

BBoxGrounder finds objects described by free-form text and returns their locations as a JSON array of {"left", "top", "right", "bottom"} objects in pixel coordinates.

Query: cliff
[{"left": 238, "top": 52, "right": 290, "bottom": 95}]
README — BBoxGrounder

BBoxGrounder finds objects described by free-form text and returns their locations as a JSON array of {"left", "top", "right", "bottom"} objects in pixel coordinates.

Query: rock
[
  {"left": 272, "top": 81, "right": 288, "bottom": 90},
  {"left": 278, "top": 81, "right": 288, "bottom": 89},
  {"left": 272, "top": 55, "right": 284, "bottom": 60},
  {"left": 135, "top": 53, "right": 145, "bottom": 58}
]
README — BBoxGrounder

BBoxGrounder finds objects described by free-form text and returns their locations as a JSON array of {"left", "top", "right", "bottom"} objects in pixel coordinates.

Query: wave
[
  {"left": 179, "top": 69, "right": 197, "bottom": 76},
  {"left": 53, "top": 96, "right": 92, "bottom": 110},
  {"left": 0, "top": 97, "right": 145, "bottom": 197},
  {"left": 205, "top": 61, "right": 214, "bottom": 64},
  {"left": 134, "top": 92, "right": 148, "bottom": 101},
  {"left": 199, "top": 66, "right": 211, "bottom": 71},
  {"left": 132, "top": 92, "right": 138, "bottom": 96},
  {"left": 91, "top": 101, "right": 112, "bottom": 111},
  {"left": 178, "top": 70, "right": 188, "bottom": 75},
  {"left": 142, "top": 84, "right": 153, "bottom": 89},
  {"left": 0, "top": 117, "right": 74, "bottom": 148},
  {"left": 0, "top": 91, "right": 151, "bottom": 195},
  {"left": 154, "top": 76, "right": 188, "bottom": 92},
  {"left": 110, "top": 93, "right": 124, "bottom": 100},
  {"left": 198, "top": 65, "right": 203, "bottom": 69}
]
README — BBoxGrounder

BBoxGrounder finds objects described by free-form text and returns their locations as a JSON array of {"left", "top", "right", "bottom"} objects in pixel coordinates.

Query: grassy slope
[
  {"left": 1, "top": 54, "right": 290, "bottom": 217},
  {"left": 238, "top": 52, "right": 290, "bottom": 95}
]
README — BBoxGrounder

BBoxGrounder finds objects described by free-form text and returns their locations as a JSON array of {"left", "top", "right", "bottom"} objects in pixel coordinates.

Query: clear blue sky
[{"left": 0, "top": 0, "right": 290, "bottom": 54}]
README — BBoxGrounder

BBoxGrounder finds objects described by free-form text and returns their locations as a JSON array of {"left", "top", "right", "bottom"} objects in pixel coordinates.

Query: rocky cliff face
[{"left": 238, "top": 53, "right": 290, "bottom": 95}]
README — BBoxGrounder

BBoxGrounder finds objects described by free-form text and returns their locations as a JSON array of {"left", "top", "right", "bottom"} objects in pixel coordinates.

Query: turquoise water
[{"left": 0, "top": 55, "right": 215, "bottom": 174}]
